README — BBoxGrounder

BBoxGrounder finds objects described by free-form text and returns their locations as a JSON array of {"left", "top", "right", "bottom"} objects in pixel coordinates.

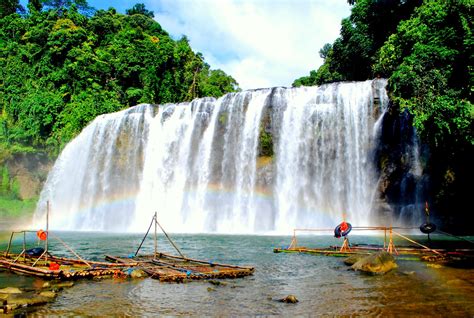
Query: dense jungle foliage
[
  {"left": 0, "top": 0, "right": 239, "bottom": 155},
  {"left": 0, "top": 1, "right": 239, "bottom": 214},
  {"left": 294, "top": 0, "right": 473, "bottom": 225}
]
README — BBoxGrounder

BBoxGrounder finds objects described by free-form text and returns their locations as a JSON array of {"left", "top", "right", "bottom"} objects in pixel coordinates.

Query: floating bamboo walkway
[
  {"left": 105, "top": 212, "right": 255, "bottom": 283},
  {"left": 0, "top": 202, "right": 128, "bottom": 280},
  {"left": 1, "top": 207, "right": 255, "bottom": 282},
  {"left": 0, "top": 253, "right": 127, "bottom": 279},
  {"left": 274, "top": 226, "right": 474, "bottom": 264},
  {"left": 105, "top": 252, "right": 254, "bottom": 283}
]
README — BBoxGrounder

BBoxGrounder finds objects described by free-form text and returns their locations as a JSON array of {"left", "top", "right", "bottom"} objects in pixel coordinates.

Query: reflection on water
[{"left": 1, "top": 233, "right": 473, "bottom": 316}]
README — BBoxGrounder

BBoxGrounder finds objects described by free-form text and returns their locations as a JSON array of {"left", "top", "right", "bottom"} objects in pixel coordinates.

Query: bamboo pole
[
  {"left": 0, "top": 259, "right": 56, "bottom": 275},
  {"left": 289, "top": 229, "right": 297, "bottom": 249},
  {"left": 12, "top": 244, "right": 26, "bottom": 263},
  {"left": 157, "top": 251, "right": 253, "bottom": 270},
  {"left": 392, "top": 230, "right": 443, "bottom": 256},
  {"left": 45, "top": 201, "right": 49, "bottom": 263},
  {"left": 135, "top": 215, "right": 155, "bottom": 257},
  {"left": 51, "top": 234, "right": 91, "bottom": 268},
  {"left": 386, "top": 228, "right": 398, "bottom": 255},
  {"left": 4, "top": 231, "right": 14, "bottom": 257},
  {"left": 33, "top": 201, "right": 50, "bottom": 267},
  {"left": 155, "top": 217, "right": 185, "bottom": 259},
  {"left": 339, "top": 237, "right": 351, "bottom": 252},
  {"left": 23, "top": 231, "right": 26, "bottom": 262},
  {"left": 154, "top": 212, "right": 157, "bottom": 258}
]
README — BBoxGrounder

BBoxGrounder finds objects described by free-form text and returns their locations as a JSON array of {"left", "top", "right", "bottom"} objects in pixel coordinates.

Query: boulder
[
  {"left": 343, "top": 255, "right": 364, "bottom": 266},
  {"left": 0, "top": 287, "right": 22, "bottom": 294},
  {"left": 279, "top": 295, "right": 298, "bottom": 303},
  {"left": 351, "top": 251, "right": 397, "bottom": 274},
  {"left": 6, "top": 294, "right": 50, "bottom": 306},
  {"left": 39, "top": 291, "right": 57, "bottom": 298},
  {"left": 208, "top": 280, "right": 227, "bottom": 286}
]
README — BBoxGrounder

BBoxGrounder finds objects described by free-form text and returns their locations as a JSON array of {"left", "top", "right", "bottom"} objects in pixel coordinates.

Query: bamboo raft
[
  {"left": 273, "top": 245, "right": 474, "bottom": 263},
  {"left": 105, "top": 252, "right": 254, "bottom": 283},
  {"left": 274, "top": 226, "right": 474, "bottom": 264},
  {"left": 0, "top": 202, "right": 128, "bottom": 280},
  {"left": 0, "top": 253, "right": 127, "bottom": 279},
  {"left": 105, "top": 212, "right": 255, "bottom": 283}
]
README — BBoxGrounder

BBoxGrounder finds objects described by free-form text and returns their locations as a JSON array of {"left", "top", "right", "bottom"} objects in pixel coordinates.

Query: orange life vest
[{"left": 37, "top": 230, "right": 47, "bottom": 241}]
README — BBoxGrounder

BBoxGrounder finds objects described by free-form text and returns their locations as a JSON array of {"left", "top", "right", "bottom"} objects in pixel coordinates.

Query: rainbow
[{"left": 42, "top": 181, "right": 347, "bottom": 233}]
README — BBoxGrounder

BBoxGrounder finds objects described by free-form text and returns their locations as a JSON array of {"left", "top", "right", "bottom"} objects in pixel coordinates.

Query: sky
[{"left": 23, "top": 0, "right": 352, "bottom": 90}]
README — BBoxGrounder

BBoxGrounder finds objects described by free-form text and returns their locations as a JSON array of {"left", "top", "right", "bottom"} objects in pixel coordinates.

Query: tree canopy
[
  {"left": 126, "top": 3, "right": 154, "bottom": 18},
  {"left": 0, "top": 2, "right": 239, "bottom": 152},
  {"left": 293, "top": 0, "right": 473, "bottom": 223}
]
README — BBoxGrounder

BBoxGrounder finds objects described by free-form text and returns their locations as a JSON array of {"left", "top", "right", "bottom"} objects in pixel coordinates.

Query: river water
[{"left": 1, "top": 233, "right": 473, "bottom": 316}]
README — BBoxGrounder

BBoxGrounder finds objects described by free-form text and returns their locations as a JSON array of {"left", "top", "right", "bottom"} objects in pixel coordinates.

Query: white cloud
[{"left": 151, "top": 0, "right": 351, "bottom": 90}]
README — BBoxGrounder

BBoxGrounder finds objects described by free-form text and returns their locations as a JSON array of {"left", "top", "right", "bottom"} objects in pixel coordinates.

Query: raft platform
[
  {"left": 0, "top": 252, "right": 127, "bottom": 279},
  {"left": 105, "top": 252, "right": 254, "bottom": 282},
  {"left": 0, "top": 202, "right": 129, "bottom": 280},
  {"left": 274, "top": 226, "right": 474, "bottom": 264},
  {"left": 107, "top": 212, "right": 255, "bottom": 282}
]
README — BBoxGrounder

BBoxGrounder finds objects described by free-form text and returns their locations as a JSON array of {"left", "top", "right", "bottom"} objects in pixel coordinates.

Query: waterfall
[
  {"left": 34, "top": 79, "right": 389, "bottom": 233},
  {"left": 396, "top": 111, "right": 427, "bottom": 227}
]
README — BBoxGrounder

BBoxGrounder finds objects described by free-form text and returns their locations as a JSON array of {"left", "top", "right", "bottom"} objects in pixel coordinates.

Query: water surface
[{"left": 1, "top": 233, "right": 473, "bottom": 316}]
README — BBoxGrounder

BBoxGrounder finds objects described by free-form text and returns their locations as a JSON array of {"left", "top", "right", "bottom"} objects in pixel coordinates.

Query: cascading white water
[
  {"left": 34, "top": 79, "right": 389, "bottom": 233},
  {"left": 34, "top": 105, "right": 154, "bottom": 230},
  {"left": 274, "top": 81, "right": 383, "bottom": 231}
]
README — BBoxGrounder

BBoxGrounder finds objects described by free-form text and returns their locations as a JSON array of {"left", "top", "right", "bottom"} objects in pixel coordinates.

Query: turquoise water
[{"left": 1, "top": 233, "right": 474, "bottom": 316}]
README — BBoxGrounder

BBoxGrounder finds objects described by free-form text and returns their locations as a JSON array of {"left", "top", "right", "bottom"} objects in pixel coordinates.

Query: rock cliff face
[
  {"left": 372, "top": 103, "right": 430, "bottom": 227},
  {"left": 5, "top": 153, "right": 53, "bottom": 200}
]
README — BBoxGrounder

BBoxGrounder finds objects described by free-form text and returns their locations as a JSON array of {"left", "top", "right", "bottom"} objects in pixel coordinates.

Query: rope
[
  {"left": 155, "top": 217, "right": 186, "bottom": 259},
  {"left": 291, "top": 226, "right": 418, "bottom": 232},
  {"left": 51, "top": 234, "right": 91, "bottom": 268},
  {"left": 392, "top": 231, "right": 443, "bottom": 256},
  {"left": 435, "top": 230, "right": 474, "bottom": 245},
  {"left": 134, "top": 215, "right": 155, "bottom": 257}
]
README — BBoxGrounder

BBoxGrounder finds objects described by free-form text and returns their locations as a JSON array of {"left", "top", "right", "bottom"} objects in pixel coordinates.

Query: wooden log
[{"left": 157, "top": 252, "right": 254, "bottom": 270}]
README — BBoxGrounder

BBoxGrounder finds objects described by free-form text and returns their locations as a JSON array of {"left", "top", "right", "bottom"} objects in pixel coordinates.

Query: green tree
[
  {"left": 0, "top": 0, "right": 22, "bottom": 18},
  {"left": 374, "top": 1, "right": 472, "bottom": 148},
  {"left": 126, "top": 3, "right": 154, "bottom": 18},
  {"left": 28, "top": 0, "right": 42, "bottom": 12},
  {"left": 318, "top": 43, "right": 332, "bottom": 59},
  {"left": 199, "top": 69, "right": 239, "bottom": 98},
  {"left": 42, "top": 0, "right": 93, "bottom": 15},
  {"left": 294, "top": 0, "right": 473, "bottom": 229},
  {"left": 294, "top": 0, "right": 423, "bottom": 86},
  {"left": 0, "top": 3, "right": 238, "bottom": 152},
  {"left": 0, "top": 167, "right": 9, "bottom": 196},
  {"left": 373, "top": 1, "right": 473, "bottom": 216}
]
